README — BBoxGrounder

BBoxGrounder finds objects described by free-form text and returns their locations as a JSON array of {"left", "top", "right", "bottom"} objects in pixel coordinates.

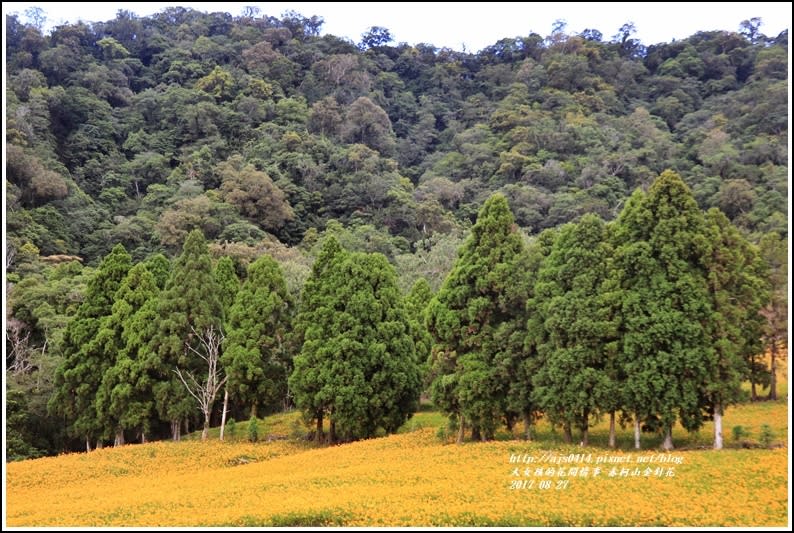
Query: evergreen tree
[
  {"left": 404, "top": 278, "right": 434, "bottom": 388},
  {"left": 613, "top": 171, "right": 712, "bottom": 451},
  {"left": 213, "top": 256, "right": 240, "bottom": 321},
  {"left": 291, "top": 239, "right": 421, "bottom": 442},
  {"left": 426, "top": 193, "right": 525, "bottom": 442},
  {"left": 93, "top": 263, "right": 160, "bottom": 445},
  {"left": 289, "top": 237, "right": 346, "bottom": 442},
  {"left": 338, "top": 253, "right": 421, "bottom": 440},
  {"left": 144, "top": 253, "right": 171, "bottom": 290},
  {"left": 702, "top": 208, "right": 769, "bottom": 449},
  {"left": 508, "top": 229, "right": 556, "bottom": 440},
  {"left": 222, "top": 255, "right": 291, "bottom": 417},
  {"left": 150, "top": 229, "right": 222, "bottom": 440},
  {"left": 531, "top": 214, "right": 619, "bottom": 445},
  {"left": 758, "top": 232, "right": 787, "bottom": 401},
  {"left": 49, "top": 244, "right": 132, "bottom": 450},
  {"left": 119, "top": 292, "right": 162, "bottom": 442}
]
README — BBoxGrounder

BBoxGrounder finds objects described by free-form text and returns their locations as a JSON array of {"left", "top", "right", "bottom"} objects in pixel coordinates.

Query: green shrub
[
  {"left": 759, "top": 424, "right": 775, "bottom": 448},
  {"left": 225, "top": 418, "right": 236, "bottom": 439},
  {"left": 248, "top": 416, "right": 259, "bottom": 443},
  {"left": 731, "top": 425, "right": 748, "bottom": 442}
]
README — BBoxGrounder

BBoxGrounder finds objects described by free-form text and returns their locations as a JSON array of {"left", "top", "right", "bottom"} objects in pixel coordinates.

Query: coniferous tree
[
  {"left": 223, "top": 255, "right": 291, "bottom": 418},
  {"left": 212, "top": 255, "right": 238, "bottom": 434},
  {"left": 404, "top": 278, "right": 434, "bottom": 388},
  {"left": 93, "top": 263, "right": 160, "bottom": 445},
  {"left": 509, "top": 229, "right": 556, "bottom": 440},
  {"left": 144, "top": 253, "right": 171, "bottom": 290},
  {"left": 213, "top": 256, "right": 240, "bottom": 321},
  {"left": 758, "top": 232, "right": 787, "bottom": 401},
  {"left": 613, "top": 171, "right": 712, "bottom": 451},
  {"left": 531, "top": 214, "right": 619, "bottom": 446},
  {"left": 120, "top": 290, "right": 163, "bottom": 442},
  {"left": 150, "top": 230, "right": 222, "bottom": 440},
  {"left": 335, "top": 252, "right": 421, "bottom": 440},
  {"left": 702, "top": 208, "right": 769, "bottom": 449},
  {"left": 291, "top": 239, "right": 421, "bottom": 442},
  {"left": 49, "top": 244, "right": 132, "bottom": 450},
  {"left": 289, "top": 237, "right": 346, "bottom": 442},
  {"left": 426, "top": 193, "right": 524, "bottom": 442}
]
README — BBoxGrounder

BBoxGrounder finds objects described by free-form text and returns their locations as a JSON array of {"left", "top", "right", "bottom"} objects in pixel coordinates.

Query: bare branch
[
  {"left": 6, "top": 318, "right": 34, "bottom": 375},
  {"left": 6, "top": 242, "right": 16, "bottom": 271},
  {"left": 174, "top": 368, "right": 205, "bottom": 406},
  {"left": 176, "top": 324, "right": 227, "bottom": 440}
]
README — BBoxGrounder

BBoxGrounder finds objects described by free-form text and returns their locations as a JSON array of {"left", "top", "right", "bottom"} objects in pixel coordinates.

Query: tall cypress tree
[
  {"left": 49, "top": 244, "right": 132, "bottom": 450},
  {"left": 510, "top": 229, "right": 556, "bottom": 440},
  {"left": 404, "top": 278, "right": 434, "bottom": 388},
  {"left": 222, "top": 255, "right": 291, "bottom": 417},
  {"left": 93, "top": 263, "right": 160, "bottom": 445},
  {"left": 335, "top": 253, "right": 421, "bottom": 440},
  {"left": 291, "top": 239, "right": 421, "bottom": 442},
  {"left": 119, "top": 289, "right": 163, "bottom": 443},
  {"left": 531, "top": 214, "right": 619, "bottom": 446},
  {"left": 213, "top": 256, "right": 240, "bottom": 321},
  {"left": 426, "top": 193, "right": 525, "bottom": 442},
  {"left": 289, "top": 237, "right": 346, "bottom": 442},
  {"left": 614, "top": 171, "right": 712, "bottom": 451},
  {"left": 150, "top": 229, "right": 222, "bottom": 440},
  {"left": 702, "top": 208, "right": 769, "bottom": 449},
  {"left": 144, "top": 253, "right": 171, "bottom": 291},
  {"left": 758, "top": 232, "right": 787, "bottom": 401}
]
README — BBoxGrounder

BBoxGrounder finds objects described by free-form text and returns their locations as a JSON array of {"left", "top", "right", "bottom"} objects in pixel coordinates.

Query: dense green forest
[{"left": 5, "top": 7, "right": 788, "bottom": 459}]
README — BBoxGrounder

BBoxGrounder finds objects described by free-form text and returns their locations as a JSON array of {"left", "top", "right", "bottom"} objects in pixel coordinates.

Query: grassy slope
[{"left": 6, "top": 378, "right": 789, "bottom": 527}]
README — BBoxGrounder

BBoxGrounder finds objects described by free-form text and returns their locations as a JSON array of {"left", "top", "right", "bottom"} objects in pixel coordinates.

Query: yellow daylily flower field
[{"left": 6, "top": 377, "right": 789, "bottom": 527}]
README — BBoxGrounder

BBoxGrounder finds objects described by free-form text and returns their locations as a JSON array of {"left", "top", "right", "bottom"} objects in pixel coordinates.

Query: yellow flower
[{"left": 6, "top": 399, "right": 788, "bottom": 526}]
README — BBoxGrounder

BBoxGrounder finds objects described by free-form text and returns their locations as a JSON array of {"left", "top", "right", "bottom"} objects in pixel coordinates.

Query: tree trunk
[
  {"left": 634, "top": 418, "right": 641, "bottom": 450},
  {"left": 96, "top": 439, "right": 104, "bottom": 450},
  {"left": 662, "top": 427, "right": 674, "bottom": 451},
  {"left": 86, "top": 436, "right": 91, "bottom": 453},
  {"left": 563, "top": 422, "right": 572, "bottom": 444},
  {"left": 608, "top": 412, "right": 616, "bottom": 448},
  {"left": 251, "top": 402, "right": 258, "bottom": 419},
  {"left": 220, "top": 387, "right": 229, "bottom": 441},
  {"left": 750, "top": 353, "right": 757, "bottom": 401},
  {"left": 471, "top": 425, "right": 481, "bottom": 442},
  {"left": 171, "top": 419, "right": 181, "bottom": 441},
  {"left": 201, "top": 412, "right": 210, "bottom": 441},
  {"left": 329, "top": 418, "right": 336, "bottom": 444},
  {"left": 523, "top": 412, "right": 532, "bottom": 441},
  {"left": 580, "top": 408, "right": 589, "bottom": 446},
  {"left": 316, "top": 412, "right": 323, "bottom": 443},
  {"left": 768, "top": 342, "right": 777, "bottom": 401},
  {"left": 141, "top": 431, "right": 146, "bottom": 444},
  {"left": 184, "top": 418, "right": 189, "bottom": 436},
  {"left": 456, "top": 416, "right": 465, "bottom": 444},
  {"left": 714, "top": 402, "right": 723, "bottom": 450},
  {"left": 114, "top": 428, "right": 125, "bottom": 447}
]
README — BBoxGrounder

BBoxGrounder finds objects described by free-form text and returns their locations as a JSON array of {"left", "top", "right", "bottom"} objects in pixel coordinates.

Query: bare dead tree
[
  {"left": 219, "top": 386, "right": 229, "bottom": 441},
  {"left": 6, "top": 318, "right": 34, "bottom": 375},
  {"left": 175, "top": 325, "right": 227, "bottom": 441},
  {"left": 6, "top": 241, "right": 17, "bottom": 270}
]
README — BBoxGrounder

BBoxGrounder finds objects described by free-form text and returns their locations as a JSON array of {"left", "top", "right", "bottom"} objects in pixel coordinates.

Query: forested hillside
[{"left": 5, "top": 7, "right": 788, "bottom": 458}]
